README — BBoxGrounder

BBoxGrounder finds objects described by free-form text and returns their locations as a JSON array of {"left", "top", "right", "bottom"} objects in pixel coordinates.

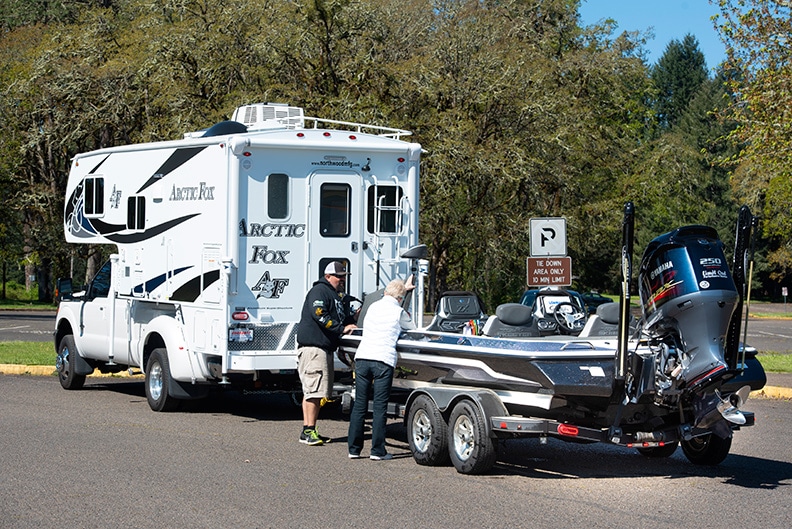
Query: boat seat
[
  {"left": 482, "top": 303, "right": 541, "bottom": 338},
  {"left": 578, "top": 302, "right": 636, "bottom": 337},
  {"left": 425, "top": 291, "right": 487, "bottom": 333}
]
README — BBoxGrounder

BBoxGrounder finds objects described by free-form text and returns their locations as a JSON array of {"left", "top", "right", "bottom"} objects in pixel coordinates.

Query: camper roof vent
[{"left": 231, "top": 103, "right": 305, "bottom": 131}]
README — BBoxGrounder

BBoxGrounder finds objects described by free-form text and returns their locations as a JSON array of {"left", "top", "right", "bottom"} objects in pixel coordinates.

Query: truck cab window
[
  {"left": 88, "top": 260, "right": 112, "bottom": 299},
  {"left": 319, "top": 183, "right": 350, "bottom": 237},
  {"left": 84, "top": 177, "right": 104, "bottom": 216}
]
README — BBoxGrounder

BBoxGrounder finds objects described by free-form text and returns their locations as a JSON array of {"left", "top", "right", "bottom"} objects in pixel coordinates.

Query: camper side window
[
  {"left": 319, "top": 183, "right": 350, "bottom": 237},
  {"left": 268, "top": 173, "right": 289, "bottom": 219},
  {"left": 367, "top": 185, "right": 403, "bottom": 234},
  {"left": 127, "top": 196, "right": 146, "bottom": 230},
  {"left": 84, "top": 177, "right": 104, "bottom": 217}
]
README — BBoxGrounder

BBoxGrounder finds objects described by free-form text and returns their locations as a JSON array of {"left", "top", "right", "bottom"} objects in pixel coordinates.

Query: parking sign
[{"left": 530, "top": 217, "right": 567, "bottom": 256}]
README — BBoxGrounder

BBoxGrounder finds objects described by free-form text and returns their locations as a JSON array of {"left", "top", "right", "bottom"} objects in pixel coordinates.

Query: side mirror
[{"left": 56, "top": 278, "right": 73, "bottom": 301}]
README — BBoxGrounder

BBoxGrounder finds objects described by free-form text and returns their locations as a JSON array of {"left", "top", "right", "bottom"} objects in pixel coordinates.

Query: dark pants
[{"left": 347, "top": 359, "right": 395, "bottom": 457}]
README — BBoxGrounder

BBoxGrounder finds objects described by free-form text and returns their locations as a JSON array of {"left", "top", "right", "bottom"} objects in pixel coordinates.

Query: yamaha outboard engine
[{"left": 638, "top": 226, "right": 738, "bottom": 392}]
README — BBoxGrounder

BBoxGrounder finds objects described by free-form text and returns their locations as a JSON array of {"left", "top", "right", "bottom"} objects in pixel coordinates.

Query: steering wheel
[{"left": 553, "top": 302, "right": 587, "bottom": 334}]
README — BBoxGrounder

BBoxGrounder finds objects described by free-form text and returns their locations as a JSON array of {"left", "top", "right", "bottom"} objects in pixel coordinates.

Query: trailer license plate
[{"left": 229, "top": 329, "right": 254, "bottom": 343}]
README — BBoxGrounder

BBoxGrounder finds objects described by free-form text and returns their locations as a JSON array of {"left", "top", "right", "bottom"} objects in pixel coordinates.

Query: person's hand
[
  {"left": 405, "top": 274, "right": 416, "bottom": 291},
  {"left": 343, "top": 324, "right": 358, "bottom": 334}
]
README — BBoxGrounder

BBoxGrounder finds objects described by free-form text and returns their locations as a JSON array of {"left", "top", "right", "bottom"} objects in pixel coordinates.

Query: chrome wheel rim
[
  {"left": 148, "top": 362, "right": 164, "bottom": 401},
  {"left": 452, "top": 414, "right": 474, "bottom": 461},
  {"left": 411, "top": 409, "right": 432, "bottom": 453}
]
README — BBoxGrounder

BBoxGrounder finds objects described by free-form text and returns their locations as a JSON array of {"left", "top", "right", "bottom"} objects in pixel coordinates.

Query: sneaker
[
  {"left": 348, "top": 453, "right": 362, "bottom": 459},
  {"left": 299, "top": 429, "right": 324, "bottom": 446},
  {"left": 370, "top": 453, "right": 393, "bottom": 461}
]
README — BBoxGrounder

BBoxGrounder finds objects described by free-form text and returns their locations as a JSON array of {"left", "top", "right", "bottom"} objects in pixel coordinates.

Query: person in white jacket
[{"left": 347, "top": 278, "right": 415, "bottom": 460}]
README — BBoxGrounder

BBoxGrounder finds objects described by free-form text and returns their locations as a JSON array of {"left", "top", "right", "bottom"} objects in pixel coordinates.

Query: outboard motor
[{"left": 638, "top": 226, "right": 738, "bottom": 391}]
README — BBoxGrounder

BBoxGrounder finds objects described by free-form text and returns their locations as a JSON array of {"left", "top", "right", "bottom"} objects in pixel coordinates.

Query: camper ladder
[{"left": 370, "top": 175, "right": 412, "bottom": 288}]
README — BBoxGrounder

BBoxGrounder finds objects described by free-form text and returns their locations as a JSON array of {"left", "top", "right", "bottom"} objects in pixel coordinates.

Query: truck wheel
[
  {"left": 145, "top": 348, "right": 180, "bottom": 412},
  {"left": 56, "top": 335, "right": 86, "bottom": 390},
  {"left": 407, "top": 395, "right": 449, "bottom": 466},
  {"left": 637, "top": 441, "right": 678, "bottom": 458},
  {"left": 448, "top": 400, "right": 497, "bottom": 475},
  {"left": 681, "top": 433, "right": 732, "bottom": 465}
]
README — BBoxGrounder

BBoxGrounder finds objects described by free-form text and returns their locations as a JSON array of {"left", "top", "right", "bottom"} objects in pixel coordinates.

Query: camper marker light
[
  {"left": 398, "top": 157, "right": 405, "bottom": 163},
  {"left": 349, "top": 135, "right": 357, "bottom": 140},
  {"left": 323, "top": 132, "right": 331, "bottom": 137},
  {"left": 557, "top": 424, "right": 579, "bottom": 437},
  {"left": 243, "top": 151, "right": 252, "bottom": 157},
  {"left": 232, "top": 311, "right": 249, "bottom": 321},
  {"left": 296, "top": 132, "right": 305, "bottom": 138}
]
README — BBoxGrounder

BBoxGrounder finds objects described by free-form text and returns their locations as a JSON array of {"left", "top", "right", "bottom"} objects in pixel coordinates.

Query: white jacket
[{"left": 355, "top": 295, "right": 415, "bottom": 367}]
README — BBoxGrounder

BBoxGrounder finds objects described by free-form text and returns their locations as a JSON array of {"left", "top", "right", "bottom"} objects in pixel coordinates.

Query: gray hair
[{"left": 384, "top": 279, "right": 408, "bottom": 299}]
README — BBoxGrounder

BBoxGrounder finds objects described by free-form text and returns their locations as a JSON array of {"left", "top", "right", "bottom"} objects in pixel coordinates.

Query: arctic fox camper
[{"left": 54, "top": 103, "right": 423, "bottom": 411}]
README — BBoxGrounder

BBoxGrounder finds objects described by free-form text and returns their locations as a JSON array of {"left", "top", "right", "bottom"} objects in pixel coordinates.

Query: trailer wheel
[
  {"left": 407, "top": 395, "right": 449, "bottom": 466},
  {"left": 145, "top": 348, "right": 180, "bottom": 412},
  {"left": 448, "top": 400, "right": 497, "bottom": 475},
  {"left": 56, "top": 335, "right": 86, "bottom": 390},
  {"left": 681, "top": 433, "right": 732, "bottom": 465},
  {"left": 637, "top": 441, "right": 679, "bottom": 458}
]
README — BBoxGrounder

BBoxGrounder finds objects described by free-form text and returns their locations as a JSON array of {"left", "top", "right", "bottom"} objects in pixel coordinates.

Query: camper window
[
  {"left": 84, "top": 177, "right": 105, "bottom": 216},
  {"left": 268, "top": 173, "right": 289, "bottom": 219},
  {"left": 127, "top": 196, "right": 146, "bottom": 230},
  {"left": 319, "top": 183, "right": 350, "bottom": 237},
  {"left": 367, "top": 186, "right": 403, "bottom": 234}
]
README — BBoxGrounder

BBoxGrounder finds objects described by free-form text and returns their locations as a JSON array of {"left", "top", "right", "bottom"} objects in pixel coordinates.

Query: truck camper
[{"left": 54, "top": 103, "right": 424, "bottom": 411}]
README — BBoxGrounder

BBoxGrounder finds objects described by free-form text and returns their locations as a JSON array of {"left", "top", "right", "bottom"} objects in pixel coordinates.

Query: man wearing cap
[{"left": 296, "top": 261, "right": 358, "bottom": 445}]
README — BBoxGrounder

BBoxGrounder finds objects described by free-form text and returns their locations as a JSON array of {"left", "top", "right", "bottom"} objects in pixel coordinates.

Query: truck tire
[
  {"left": 448, "top": 400, "right": 497, "bottom": 475},
  {"left": 145, "top": 348, "right": 180, "bottom": 412},
  {"left": 56, "top": 335, "right": 86, "bottom": 390},
  {"left": 637, "top": 441, "right": 678, "bottom": 458},
  {"left": 407, "top": 395, "right": 449, "bottom": 466},
  {"left": 681, "top": 433, "right": 732, "bottom": 465}
]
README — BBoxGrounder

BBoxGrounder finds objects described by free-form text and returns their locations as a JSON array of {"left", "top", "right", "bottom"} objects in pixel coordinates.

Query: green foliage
[
  {"left": 0, "top": 0, "right": 787, "bottom": 309},
  {"left": 0, "top": 342, "right": 53, "bottom": 366},
  {"left": 717, "top": 0, "right": 792, "bottom": 294}
]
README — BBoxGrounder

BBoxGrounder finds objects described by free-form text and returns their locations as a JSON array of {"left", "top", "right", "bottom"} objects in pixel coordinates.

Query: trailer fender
[
  {"left": 143, "top": 315, "right": 207, "bottom": 384},
  {"left": 405, "top": 387, "right": 509, "bottom": 436}
]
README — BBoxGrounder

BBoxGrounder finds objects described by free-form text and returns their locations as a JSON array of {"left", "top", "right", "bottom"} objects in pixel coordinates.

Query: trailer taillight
[
  {"left": 557, "top": 424, "right": 579, "bottom": 437},
  {"left": 232, "top": 311, "right": 249, "bottom": 321},
  {"left": 349, "top": 135, "right": 357, "bottom": 140},
  {"left": 296, "top": 132, "right": 305, "bottom": 138}
]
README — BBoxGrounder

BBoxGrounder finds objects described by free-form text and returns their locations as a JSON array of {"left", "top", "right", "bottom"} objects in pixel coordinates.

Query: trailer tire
[
  {"left": 681, "top": 433, "right": 732, "bottom": 465},
  {"left": 407, "top": 395, "right": 449, "bottom": 466},
  {"left": 56, "top": 335, "right": 86, "bottom": 390},
  {"left": 637, "top": 441, "right": 678, "bottom": 458},
  {"left": 448, "top": 400, "right": 497, "bottom": 475},
  {"left": 145, "top": 348, "right": 180, "bottom": 412}
]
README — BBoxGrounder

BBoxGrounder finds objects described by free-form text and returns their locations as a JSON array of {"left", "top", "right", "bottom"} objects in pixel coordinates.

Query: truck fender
[
  {"left": 404, "top": 387, "right": 509, "bottom": 436},
  {"left": 55, "top": 309, "right": 94, "bottom": 376},
  {"left": 143, "top": 314, "right": 207, "bottom": 383}
]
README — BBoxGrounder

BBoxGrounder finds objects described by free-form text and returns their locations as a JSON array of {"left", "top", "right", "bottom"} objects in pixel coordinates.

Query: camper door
[{"left": 308, "top": 173, "right": 363, "bottom": 297}]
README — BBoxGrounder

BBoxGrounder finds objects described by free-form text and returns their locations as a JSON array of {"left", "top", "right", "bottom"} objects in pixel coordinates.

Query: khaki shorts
[{"left": 297, "top": 346, "right": 334, "bottom": 399}]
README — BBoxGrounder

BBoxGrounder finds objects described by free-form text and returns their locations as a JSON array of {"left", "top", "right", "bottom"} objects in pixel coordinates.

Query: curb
[
  {"left": 0, "top": 364, "right": 143, "bottom": 378},
  {"left": 2, "top": 364, "right": 790, "bottom": 399}
]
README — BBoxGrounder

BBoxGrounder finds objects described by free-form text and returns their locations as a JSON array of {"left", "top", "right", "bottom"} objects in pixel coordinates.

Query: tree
[
  {"left": 651, "top": 34, "right": 708, "bottom": 130},
  {"left": 717, "top": 0, "right": 792, "bottom": 294}
]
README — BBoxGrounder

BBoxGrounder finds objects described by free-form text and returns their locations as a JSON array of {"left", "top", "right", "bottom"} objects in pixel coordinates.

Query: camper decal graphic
[
  {"left": 239, "top": 220, "right": 305, "bottom": 238},
  {"left": 253, "top": 271, "right": 289, "bottom": 299},
  {"left": 137, "top": 146, "right": 207, "bottom": 193},
  {"left": 109, "top": 185, "right": 122, "bottom": 209},
  {"left": 169, "top": 182, "right": 215, "bottom": 201},
  {"left": 249, "top": 246, "right": 290, "bottom": 264},
  {"left": 132, "top": 266, "right": 193, "bottom": 296}
]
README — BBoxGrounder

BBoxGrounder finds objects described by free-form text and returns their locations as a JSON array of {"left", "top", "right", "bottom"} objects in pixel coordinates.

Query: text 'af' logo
[{"left": 253, "top": 271, "right": 289, "bottom": 299}]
